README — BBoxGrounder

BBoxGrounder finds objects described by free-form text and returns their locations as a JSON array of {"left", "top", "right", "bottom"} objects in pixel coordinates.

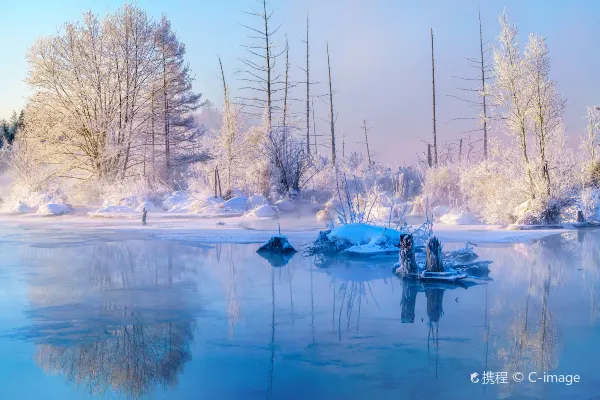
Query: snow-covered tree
[
  {"left": 22, "top": 6, "right": 203, "bottom": 186},
  {"left": 524, "top": 33, "right": 565, "bottom": 197},
  {"left": 490, "top": 11, "right": 536, "bottom": 200}
]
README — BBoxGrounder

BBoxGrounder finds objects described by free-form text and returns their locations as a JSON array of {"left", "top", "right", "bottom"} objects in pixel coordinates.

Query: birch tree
[
  {"left": 524, "top": 33, "right": 565, "bottom": 197},
  {"left": 491, "top": 12, "right": 536, "bottom": 199},
  {"left": 23, "top": 6, "right": 202, "bottom": 185}
]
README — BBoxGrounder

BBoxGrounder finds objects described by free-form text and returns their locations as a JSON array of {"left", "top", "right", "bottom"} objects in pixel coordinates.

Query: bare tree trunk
[
  {"left": 362, "top": 119, "right": 372, "bottom": 166},
  {"left": 431, "top": 28, "right": 438, "bottom": 166},
  {"left": 263, "top": 0, "right": 272, "bottom": 129},
  {"left": 305, "top": 15, "right": 310, "bottom": 155},
  {"left": 312, "top": 97, "right": 317, "bottom": 155},
  {"left": 162, "top": 45, "right": 171, "bottom": 184},
  {"left": 427, "top": 144, "right": 432, "bottom": 168},
  {"left": 282, "top": 36, "right": 289, "bottom": 129},
  {"left": 327, "top": 42, "right": 336, "bottom": 165},
  {"left": 478, "top": 7, "right": 488, "bottom": 159}
]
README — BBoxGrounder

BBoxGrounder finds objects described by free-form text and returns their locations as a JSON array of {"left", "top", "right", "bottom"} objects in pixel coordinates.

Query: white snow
[
  {"left": 224, "top": 196, "right": 249, "bottom": 212},
  {"left": 439, "top": 210, "right": 481, "bottom": 225},
  {"left": 274, "top": 199, "right": 295, "bottom": 212},
  {"left": 13, "top": 201, "right": 36, "bottom": 213},
  {"left": 247, "top": 195, "right": 269, "bottom": 210},
  {"left": 245, "top": 204, "right": 277, "bottom": 218},
  {"left": 162, "top": 191, "right": 194, "bottom": 212},
  {"left": 36, "top": 203, "right": 73, "bottom": 216},
  {"left": 88, "top": 205, "right": 137, "bottom": 217},
  {"left": 135, "top": 201, "right": 158, "bottom": 212},
  {"left": 327, "top": 224, "right": 400, "bottom": 246}
]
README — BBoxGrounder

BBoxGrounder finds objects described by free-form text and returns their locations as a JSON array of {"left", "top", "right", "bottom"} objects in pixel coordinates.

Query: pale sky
[{"left": 2, "top": 0, "right": 599, "bottom": 164}]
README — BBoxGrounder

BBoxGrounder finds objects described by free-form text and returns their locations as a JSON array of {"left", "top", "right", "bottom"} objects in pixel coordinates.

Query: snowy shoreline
[{"left": 0, "top": 208, "right": 573, "bottom": 246}]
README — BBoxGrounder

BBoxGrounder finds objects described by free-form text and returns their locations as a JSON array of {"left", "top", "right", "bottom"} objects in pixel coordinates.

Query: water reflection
[
  {"left": 19, "top": 240, "right": 202, "bottom": 398},
  {"left": 3, "top": 230, "right": 600, "bottom": 399}
]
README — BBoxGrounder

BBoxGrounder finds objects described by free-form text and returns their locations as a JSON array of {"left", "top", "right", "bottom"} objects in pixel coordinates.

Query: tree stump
[
  {"left": 400, "top": 234, "right": 418, "bottom": 275},
  {"left": 426, "top": 236, "right": 444, "bottom": 272}
]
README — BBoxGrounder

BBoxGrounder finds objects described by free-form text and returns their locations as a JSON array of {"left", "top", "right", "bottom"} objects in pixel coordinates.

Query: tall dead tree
[
  {"left": 312, "top": 96, "right": 318, "bottom": 155},
  {"left": 282, "top": 35, "right": 290, "bottom": 129},
  {"left": 362, "top": 119, "right": 373, "bottom": 166},
  {"left": 239, "top": 0, "right": 282, "bottom": 130},
  {"left": 478, "top": 6, "right": 489, "bottom": 159},
  {"left": 304, "top": 15, "right": 310, "bottom": 154},
  {"left": 431, "top": 28, "right": 438, "bottom": 166},
  {"left": 448, "top": 5, "right": 492, "bottom": 162},
  {"left": 327, "top": 42, "right": 336, "bottom": 165}
]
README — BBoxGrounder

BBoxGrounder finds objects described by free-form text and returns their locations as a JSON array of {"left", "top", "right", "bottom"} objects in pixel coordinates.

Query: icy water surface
[{"left": 1, "top": 228, "right": 599, "bottom": 399}]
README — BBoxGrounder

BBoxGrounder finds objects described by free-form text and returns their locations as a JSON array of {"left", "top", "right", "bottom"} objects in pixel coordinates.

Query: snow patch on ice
[{"left": 327, "top": 223, "right": 401, "bottom": 247}]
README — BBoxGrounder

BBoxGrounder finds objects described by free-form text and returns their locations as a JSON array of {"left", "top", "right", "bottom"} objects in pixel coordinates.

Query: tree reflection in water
[{"left": 22, "top": 240, "right": 201, "bottom": 399}]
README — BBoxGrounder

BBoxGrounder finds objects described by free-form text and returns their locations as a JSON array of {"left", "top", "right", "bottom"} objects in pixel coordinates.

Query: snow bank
[
  {"left": 135, "top": 201, "right": 158, "bottom": 212},
  {"left": 12, "top": 201, "right": 36, "bottom": 213},
  {"left": 274, "top": 199, "right": 295, "bottom": 212},
  {"left": 432, "top": 205, "right": 450, "bottom": 218},
  {"left": 247, "top": 195, "right": 269, "bottom": 210},
  {"left": 224, "top": 196, "right": 249, "bottom": 212},
  {"left": 162, "top": 191, "right": 194, "bottom": 212},
  {"left": 36, "top": 203, "right": 74, "bottom": 216},
  {"left": 439, "top": 210, "right": 481, "bottom": 225},
  {"left": 245, "top": 204, "right": 277, "bottom": 218},
  {"left": 88, "top": 205, "right": 137, "bottom": 217}
]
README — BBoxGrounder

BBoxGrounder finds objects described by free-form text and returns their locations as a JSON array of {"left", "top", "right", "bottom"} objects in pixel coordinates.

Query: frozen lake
[{"left": 0, "top": 226, "right": 599, "bottom": 399}]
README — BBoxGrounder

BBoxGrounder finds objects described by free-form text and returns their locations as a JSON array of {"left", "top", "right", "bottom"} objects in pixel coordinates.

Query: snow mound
[
  {"left": 432, "top": 205, "right": 450, "bottom": 218},
  {"left": 224, "top": 196, "right": 249, "bottom": 212},
  {"left": 245, "top": 204, "right": 277, "bottom": 218},
  {"left": 37, "top": 203, "right": 73, "bottom": 216},
  {"left": 88, "top": 205, "right": 137, "bottom": 217},
  {"left": 328, "top": 223, "right": 401, "bottom": 247},
  {"left": 163, "top": 191, "right": 193, "bottom": 212},
  {"left": 439, "top": 210, "right": 480, "bottom": 225},
  {"left": 13, "top": 201, "right": 36, "bottom": 213},
  {"left": 247, "top": 195, "right": 269, "bottom": 209},
  {"left": 135, "top": 201, "right": 158, "bottom": 212},
  {"left": 274, "top": 199, "right": 295, "bottom": 212}
]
